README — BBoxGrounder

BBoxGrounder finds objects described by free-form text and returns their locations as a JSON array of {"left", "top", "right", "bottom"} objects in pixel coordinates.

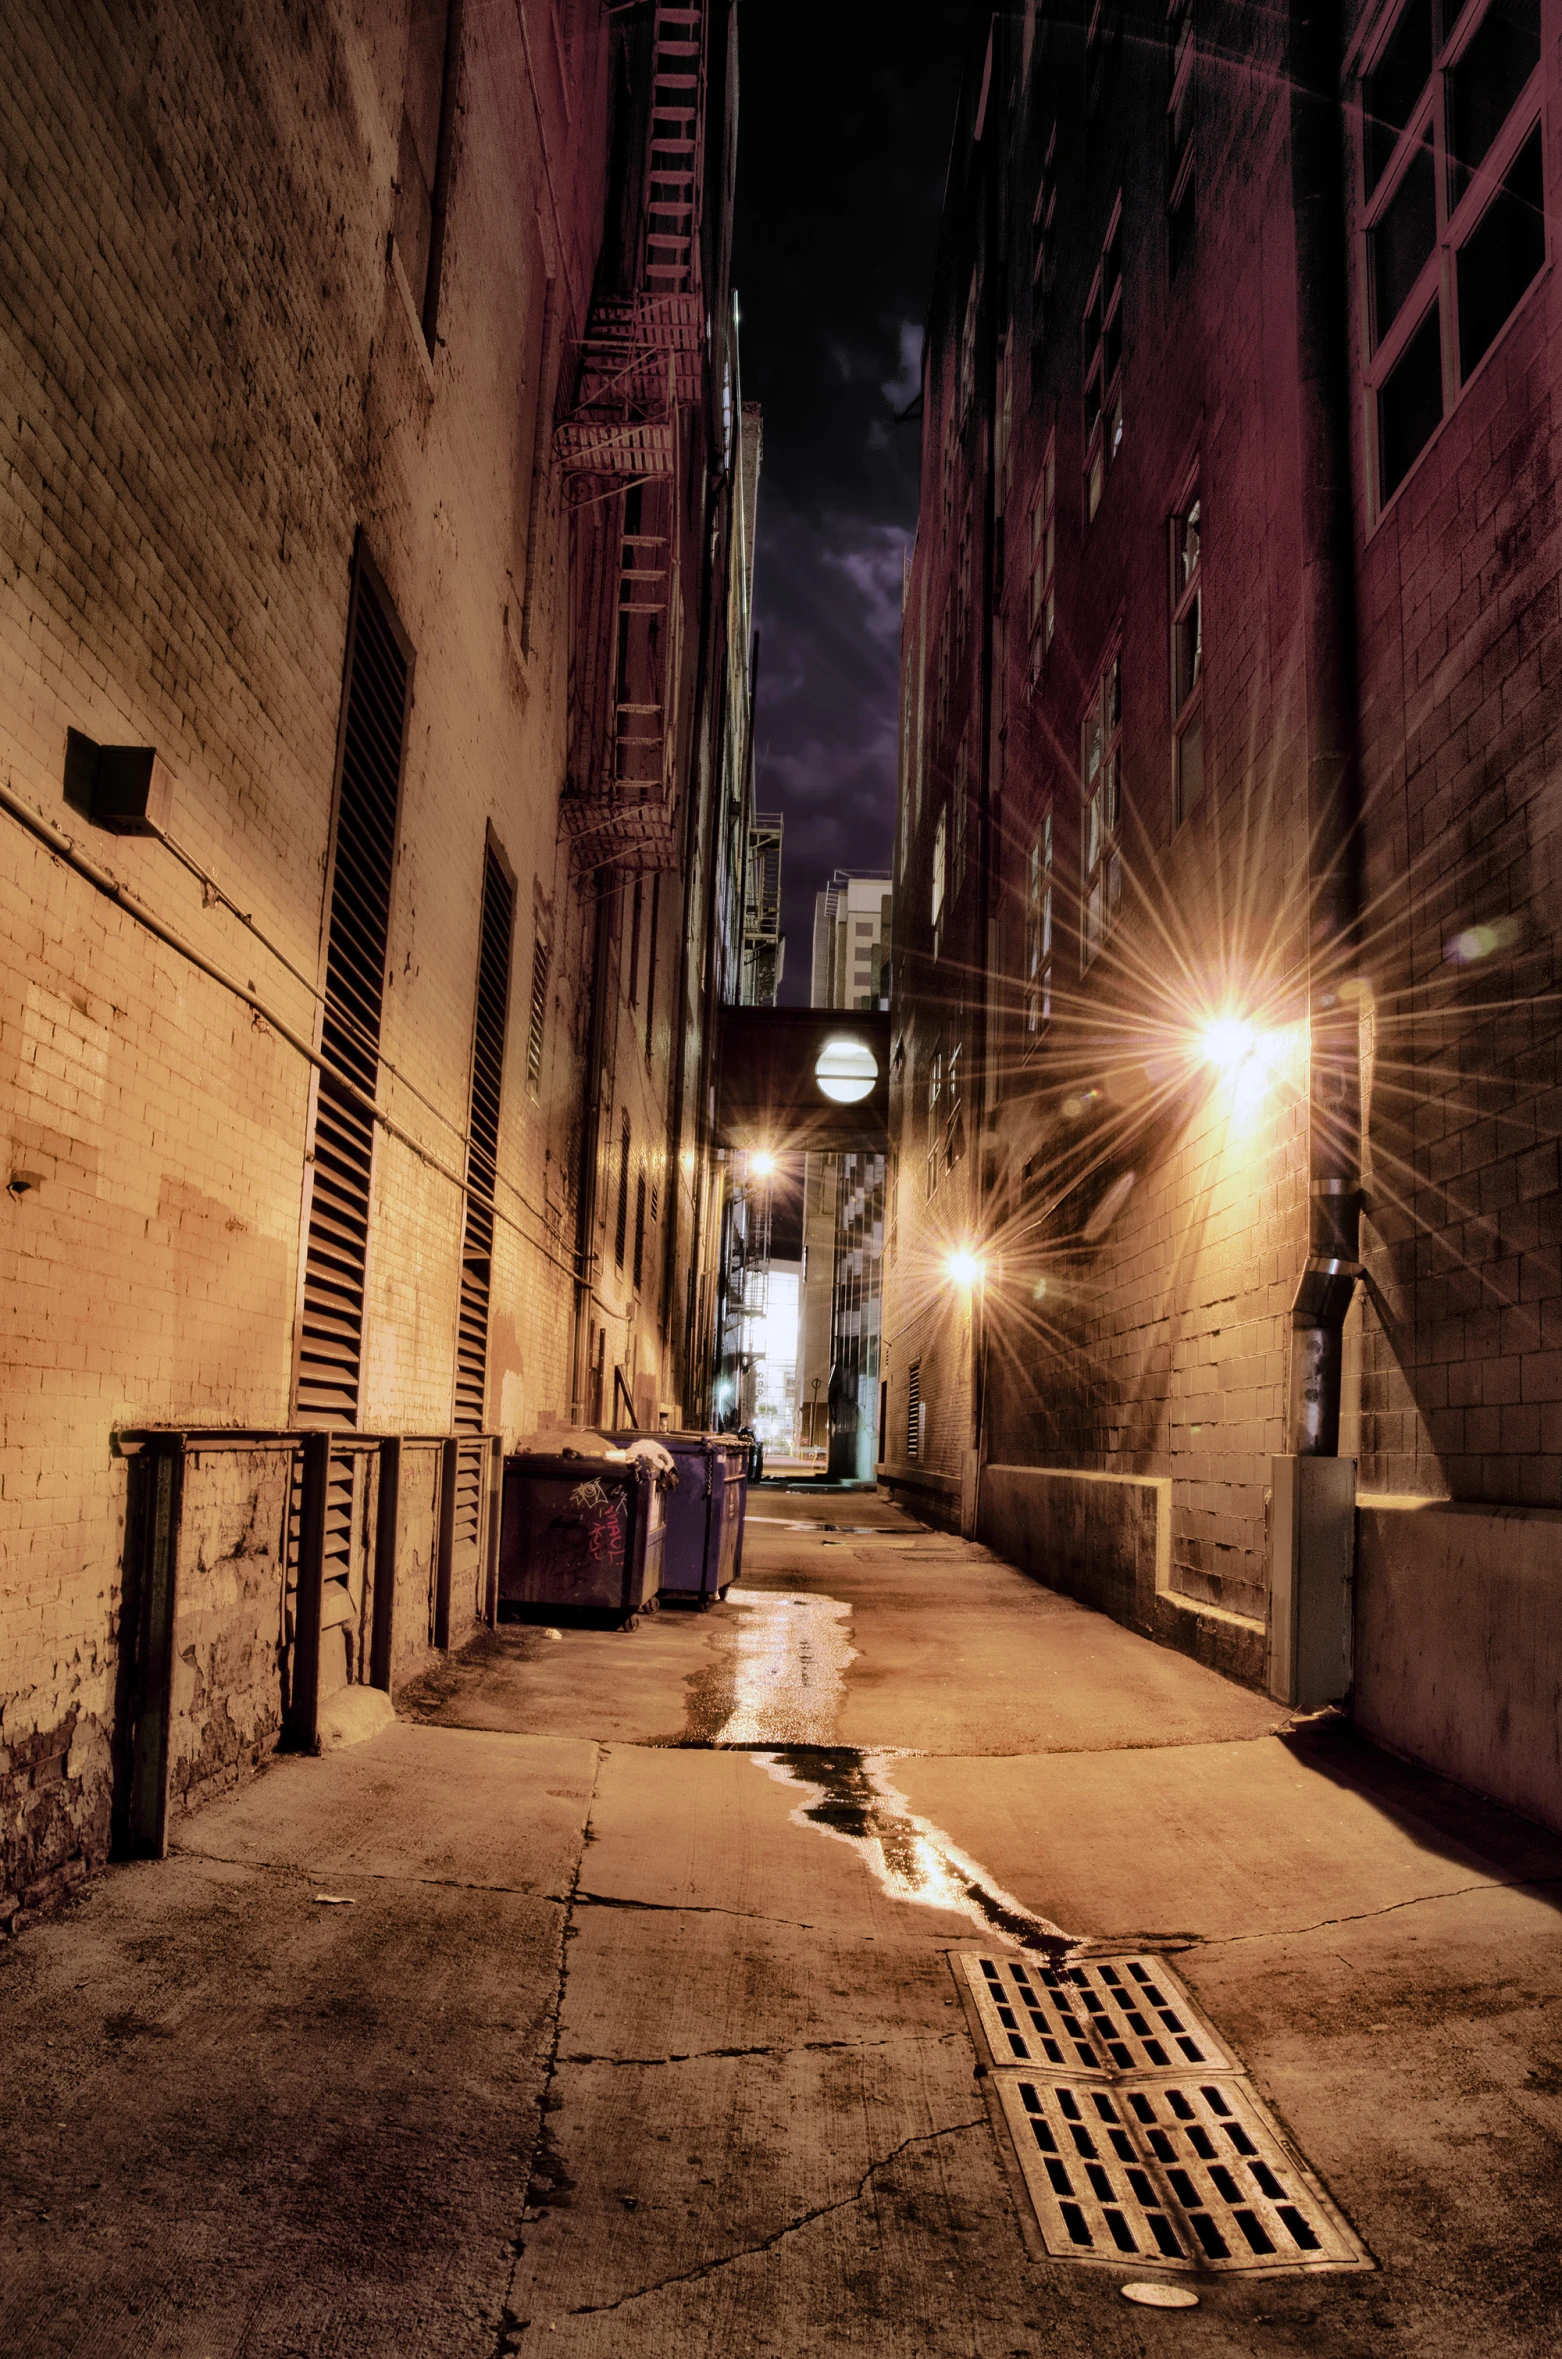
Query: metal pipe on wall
[{"left": 1287, "top": 0, "right": 1364, "bottom": 1456}]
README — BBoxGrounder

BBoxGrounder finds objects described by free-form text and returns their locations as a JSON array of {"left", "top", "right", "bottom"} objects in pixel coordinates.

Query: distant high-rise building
[{"left": 799, "top": 868, "right": 892, "bottom": 1477}]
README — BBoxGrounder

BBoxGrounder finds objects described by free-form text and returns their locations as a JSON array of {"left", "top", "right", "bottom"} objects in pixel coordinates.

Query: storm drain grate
[
  {"left": 958, "top": 1954, "right": 1371, "bottom": 2280},
  {"left": 960, "top": 1950, "right": 1236, "bottom": 2076}
]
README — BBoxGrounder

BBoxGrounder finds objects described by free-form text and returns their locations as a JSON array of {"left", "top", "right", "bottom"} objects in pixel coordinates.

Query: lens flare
[
  {"left": 946, "top": 1249, "right": 984, "bottom": 1287},
  {"left": 1201, "top": 1016, "right": 1259, "bottom": 1069},
  {"left": 749, "top": 1149, "right": 777, "bottom": 1177}
]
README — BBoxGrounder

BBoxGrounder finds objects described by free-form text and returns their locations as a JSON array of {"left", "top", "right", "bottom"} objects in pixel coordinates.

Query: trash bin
[
  {"left": 603, "top": 1431, "right": 746, "bottom": 1605},
  {"left": 498, "top": 1453, "right": 663, "bottom": 1627}
]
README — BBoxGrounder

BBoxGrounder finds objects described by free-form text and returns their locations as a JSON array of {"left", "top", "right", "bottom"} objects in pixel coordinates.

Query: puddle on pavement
[
  {"left": 685, "top": 1587, "right": 1070, "bottom": 1953},
  {"left": 711, "top": 1591, "right": 857, "bottom": 1745},
  {"left": 757, "top": 1747, "right": 1071, "bottom": 1955}
]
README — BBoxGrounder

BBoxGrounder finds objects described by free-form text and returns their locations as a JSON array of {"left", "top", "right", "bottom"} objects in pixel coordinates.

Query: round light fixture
[
  {"left": 749, "top": 1149, "right": 777, "bottom": 1177},
  {"left": 815, "top": 1034, "right": 878, "bottom": 1104}
]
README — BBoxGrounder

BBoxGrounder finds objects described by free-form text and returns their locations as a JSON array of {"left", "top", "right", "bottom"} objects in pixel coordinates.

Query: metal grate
[
  {"left": 990, "top": 2071, "right": 1369, "bottom": 2277},
  {"left": 296, "top": 561, "right": 409, "bottom": 1429},
  {"left": 906, "top": 1359, "right": 921, "bottom": 1458},
  {"left": 960, "top": 1952, "right": 1371, "bottom": 2281},
  {"left": 961, "top": 1952, "right": 1235, "bottom": 2076},
  {"left": 454, "top": 843, "right": 514, "bottom": 1433}
]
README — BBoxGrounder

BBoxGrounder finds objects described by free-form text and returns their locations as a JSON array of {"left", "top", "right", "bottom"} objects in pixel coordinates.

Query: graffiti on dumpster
[{"left": 568, "top": 1478, "right": 626, "bottom": 1570}]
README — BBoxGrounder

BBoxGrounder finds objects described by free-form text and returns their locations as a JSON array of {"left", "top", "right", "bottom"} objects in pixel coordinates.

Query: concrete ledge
[
  {"left": 977, "top": 1464, "right": 1267, "bottom": 1688},
  {"left": 879, "top": 1460, "right": 962, "bottom": 1532},
  {"left": 1355, "top": 1497, "right": 1562, "bottom": 1836}
]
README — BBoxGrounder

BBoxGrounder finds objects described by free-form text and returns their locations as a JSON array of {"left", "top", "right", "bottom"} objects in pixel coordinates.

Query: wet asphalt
[{"left": 2, "top": 1487, "right": 1560, "bottom": 2356}]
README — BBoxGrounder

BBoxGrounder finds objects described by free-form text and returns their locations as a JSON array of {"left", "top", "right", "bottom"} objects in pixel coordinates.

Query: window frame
[
  {"left": 1167, "top": 0, "right": 1196, "bottom": 272},
  {"left": 1170, "top": 474, "right": 1204, "bottom": 826},
  {"left": 1029, "top": 429, "right": 1057, "bottom": 678},
  {"left": 1025, "top": 805, "right": 1054, "bottom": 1041},
  {"left": 1082, "top": 196, "right": 1125, "bottom": 523},
  {"left": 1360, "top": 0, "right": 1548, "bottom": 520},
  {"left": 1080, "top": 645, "right": 1124, "bottom": 972}
]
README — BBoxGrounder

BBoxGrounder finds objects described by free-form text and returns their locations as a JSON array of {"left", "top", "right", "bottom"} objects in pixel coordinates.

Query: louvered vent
[
  {"left": 295, "top": 564, "right": 409, "bottom": 1429},
  {"left": 526, "top": 933, "right": 550, "bottom": 1097},
  {"left": 906, "top": 1359, "right": 922, "bottom": 1460},
  {"left": 614, "top": 1110, "right": 631, "bottom": 1268},
  {"left": 454, "top": 842, "right": 515, "bottom": 1434}
]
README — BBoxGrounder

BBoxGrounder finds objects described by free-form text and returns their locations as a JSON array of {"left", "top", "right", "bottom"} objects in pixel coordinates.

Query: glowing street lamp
[
  {"left": 1201, "top": 1015, "right": 1259, "bottom": 1070},
  {"left": 946, "top": 1248, "right": 984, "bottom": 1288},
  {"left": 749, "top": 1149, "right": 777, "bottom": 1177}
]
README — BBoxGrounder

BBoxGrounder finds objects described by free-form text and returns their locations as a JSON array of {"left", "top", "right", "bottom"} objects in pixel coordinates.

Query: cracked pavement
[{"left": 2, "top": 1488, "right": 1561, "bottom": 2355}]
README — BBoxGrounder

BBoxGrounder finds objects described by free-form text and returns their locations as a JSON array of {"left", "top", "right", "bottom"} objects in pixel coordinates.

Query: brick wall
[{"left": 0, "top": 0, "right": 743, "bottom": 1918}]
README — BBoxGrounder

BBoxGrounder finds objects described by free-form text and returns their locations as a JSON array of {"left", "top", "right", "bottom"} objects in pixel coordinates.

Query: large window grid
[
  {"left": 1081, "top": 650, "right": 1123, "bottom": 969},
  {"left": 1029, "top": 431, "right": 1057, "bottom": 677},
  {"left": 1361, "top": 0, "right": 1546, "bottom": 510},
  {"left": 1171, "top": 480, "right": 1204, "bottom": 824},
  {"left": 1025, "top": 807, "right": 1054, "bottom": 1038},
  {"left": 1167, "top": 0, "right": 1196, "bottom": 272},
  {"left": 1083, "top": 201, "right": 1125, "bottom": 521}
]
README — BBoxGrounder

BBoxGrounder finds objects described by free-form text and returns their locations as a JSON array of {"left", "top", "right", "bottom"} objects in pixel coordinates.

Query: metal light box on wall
[{"left": 715, "top": 1006, "right": 891, "bottom": 1154}]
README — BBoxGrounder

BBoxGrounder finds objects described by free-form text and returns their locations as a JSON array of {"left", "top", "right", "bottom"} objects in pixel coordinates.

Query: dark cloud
[{"left": 733, "top": 1, "right": 969, "bottom": 998}]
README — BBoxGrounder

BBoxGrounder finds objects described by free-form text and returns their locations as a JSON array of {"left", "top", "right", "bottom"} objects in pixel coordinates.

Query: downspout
[
  {"left": 1287, "top": 0, "right": 1362, "bottom": 1455},
  {"left": 971, "top": 15, "right": 1003, "bottom": 1503},
  {"left": 570, "top": 869, "right": 617, "bottom": 1423}
]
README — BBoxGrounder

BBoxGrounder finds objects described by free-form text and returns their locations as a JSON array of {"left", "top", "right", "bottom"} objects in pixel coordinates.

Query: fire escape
[
  {"left": 556, "top": 3, "right": 707, "bottom": 871},
  {"left": 742, "top": 809, "right": 784, "bottom": 1003}
]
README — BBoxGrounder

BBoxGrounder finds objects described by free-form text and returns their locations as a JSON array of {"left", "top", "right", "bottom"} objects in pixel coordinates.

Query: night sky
[{"left": 731, "top": 1, "right": 970, "bottom": 1002}]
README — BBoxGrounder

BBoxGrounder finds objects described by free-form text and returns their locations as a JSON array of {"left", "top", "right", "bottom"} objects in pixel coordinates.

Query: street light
[
  {"left": 946, "top": 1248, "right": 984, "bottom": 1288},
  {"left": 749, "top": 1148, "right": 777, "bottom": 1177}
]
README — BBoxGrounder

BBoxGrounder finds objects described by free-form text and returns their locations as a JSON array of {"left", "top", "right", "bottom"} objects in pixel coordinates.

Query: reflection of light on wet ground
[
  {"left": 713, "top": 1591, "right": 857, "bottom": 1746},
  {"left": 756, "top": 1748, "right": 1072, "bottom": 1955},
  {"left": 711, "top": 1590, "right": 1070, "bottom": 1952}
]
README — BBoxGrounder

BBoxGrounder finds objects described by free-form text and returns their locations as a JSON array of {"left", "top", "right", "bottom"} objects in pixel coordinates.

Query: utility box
[{"left": 1267, "top": 1454, "right": 1356, "bottom": 1708}]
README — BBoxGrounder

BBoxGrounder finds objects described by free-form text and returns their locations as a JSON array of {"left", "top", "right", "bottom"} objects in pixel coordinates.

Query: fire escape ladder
[{"left": 555, "top": 0, "right": 707, "bottom": 871}]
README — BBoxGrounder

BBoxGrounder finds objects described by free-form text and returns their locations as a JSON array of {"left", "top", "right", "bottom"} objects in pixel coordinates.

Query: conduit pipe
[{"left": 1287, "top": 0, "right": 1363, "bottom": 1455}]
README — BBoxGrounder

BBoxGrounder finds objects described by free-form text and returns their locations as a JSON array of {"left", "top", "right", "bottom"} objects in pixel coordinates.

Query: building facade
[
  {"left": 0, "top": 0, "right": 755, "bottom": 1920},
  {"left": 886, "top": 0, "right": 1562, "bottom": 1795}
]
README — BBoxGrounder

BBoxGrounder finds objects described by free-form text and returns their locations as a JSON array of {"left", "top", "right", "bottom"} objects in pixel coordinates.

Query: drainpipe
[
  {"left": 1287, "top": 0, "right": 1362, "bottom": 1459},
  {"left": 570, "top": 871, "right": 616, "bottom": 1424},
  {"left": 1270, "top": 0, "right": 1362, "bottom": 1710}
]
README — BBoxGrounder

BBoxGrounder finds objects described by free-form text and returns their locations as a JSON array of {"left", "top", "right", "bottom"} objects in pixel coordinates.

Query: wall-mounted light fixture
[{"left": 63, "top": 728, "right": 173, "bottom": 835}]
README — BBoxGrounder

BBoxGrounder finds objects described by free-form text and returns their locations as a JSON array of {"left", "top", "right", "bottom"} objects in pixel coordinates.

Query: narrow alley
[{"left": 4, "top": 1491, "right": 1558, "bottom": 2358}]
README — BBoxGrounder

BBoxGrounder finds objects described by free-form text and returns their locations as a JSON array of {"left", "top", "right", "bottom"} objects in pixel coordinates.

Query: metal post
[
  {"left": 288, "top": 1431, "right": 329, "bottom": 1752},
  {"left": 126, "top": 1436, "right": 184, "bottom": 1857},
  {"left": 483, "top": 1435, "right": 502, "bottom": 1628},
  {"left": 434, "top": 1435, "right": 458, "bottom": 1649},
  {"left": 370, "top": 1435, "right": 400, "bottom": 1691}
]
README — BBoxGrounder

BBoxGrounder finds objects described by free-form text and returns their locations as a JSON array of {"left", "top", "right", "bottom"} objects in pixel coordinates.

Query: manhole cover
[
  {"left": 957, "top": 1952, "right": 1372, "bottom": 2281},
  {"left": 960, "top": 1951, "right": 1237, "bottom": 2076},
  {"left": 1122, "top": 2282, "right": 1200, "bottom": 2308}
]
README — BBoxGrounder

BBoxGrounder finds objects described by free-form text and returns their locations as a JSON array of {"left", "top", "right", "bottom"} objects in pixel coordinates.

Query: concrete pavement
[{"left": 2, "top": 1490, "right": 1560, "bottom": 2355}]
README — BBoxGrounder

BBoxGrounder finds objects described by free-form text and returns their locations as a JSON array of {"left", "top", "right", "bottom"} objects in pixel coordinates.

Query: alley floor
[{"left": 3, "top": 1493, "right": 1561, "bottom": 2358}]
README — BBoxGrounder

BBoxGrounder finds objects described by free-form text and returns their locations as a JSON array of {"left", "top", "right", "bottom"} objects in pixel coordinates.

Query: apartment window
[
  {"left": 644, "top": 874, "right": 660, "bottom": 1062},
  {"left": 926, "top": 1042, "right": 943, "bottom": 1199},
  {"left": 295, "top": 553, "right": 411, "bottom": 1429},
  {"left": 959, "top": 271, "right": 980, "bottom": 427},
  {"left": 1167, "top": 0, "right": 1196, "bottom": 273},
  {"left": 944, "top": 1040, "right": 965, "bottom": 1173},
  {"left": 1032, "top": 122, "right": 1059, "bottom": 305},
  {"left": 1081, "top": 649, "right": 1123, "bottom": 968},
  {"left": 1029, "top": 432, "right": 1056, "bottom": 673},
  {"left": 1085, "top": 0, "right": 1122, "bottom": 117},
  {"left": 1083, "top": 201, "right": 1124, "bottom": 521},
  {"left": 1363, "top": 0, "right": 1545, "bottom": 509},
  {"left": 931, "top": 804, "right": 947, "bottom": 959},
  {"left": 952, "top": 732, "right": 970, "bottom": 905},
  {"left": 454, "top": 839, "right": 515, "bottom": 1432},
  {"left": 526, "top": 932, "right": 550, "bottom": 1097},
  {"left": 614, "top": 1110, "right": 631, "bottom": 1269},
  {"left": 396, "top": 0, "right": 465, "bottom": 349},
  {"left": 633, "top": 1165, "right": 647, "bottom": 1294},
  {"left": 1171, "top": 483, "right": 1204, "bottom": 822},
  {"left": 627, "top": 878, "right": 643, "bottom": 1007},
  {"left": 1026, "top": 807, "right": 1053, "bottom": 1036}
]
